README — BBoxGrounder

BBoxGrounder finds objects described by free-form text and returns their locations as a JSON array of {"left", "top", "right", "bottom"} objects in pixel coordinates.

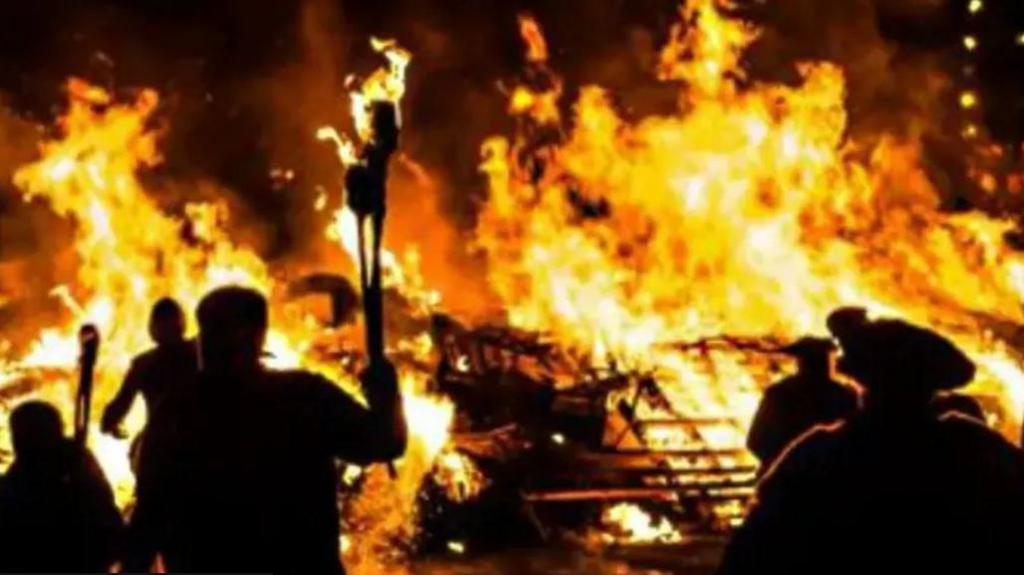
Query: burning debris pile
[{"left": 2, "top": 0, "right": 1024, "bottom": 569}]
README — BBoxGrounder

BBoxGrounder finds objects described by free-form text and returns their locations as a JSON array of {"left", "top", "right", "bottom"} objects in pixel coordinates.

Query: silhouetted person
[
  {"left": 0, "top": 401, "right": 123, "bottom": 572},
  {"left": 101, "top": 297, "right": 197, "bottom": 438},
  {"left": 718, "top": 309, "right": 1024, "bottom": 575},
  {"left": 746, "top": 337, "right": 857, "bottom": 471},
  {"left": 126, "top": 286, "right": 406, "bottom": 574}
]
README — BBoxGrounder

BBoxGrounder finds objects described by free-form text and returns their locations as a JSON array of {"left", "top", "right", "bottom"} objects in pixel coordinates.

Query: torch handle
[
  {"left": 74, "top": 324, "right": 100, "bottom": 450},
  {"left": 347, "top": 101, "right": 400, "bottom": 479},
  {"left": 356, "top": 213, "right": 386, "bottom": 366}
]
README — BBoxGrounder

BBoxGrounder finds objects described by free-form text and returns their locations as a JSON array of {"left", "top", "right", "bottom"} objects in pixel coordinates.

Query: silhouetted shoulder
[
  {"left": 129, "top": 347, "right": 162, "bottom": 371},
  {"left": 762, "top": 376, "right": 802, "bottom": 396},
  {"left": 260, "top": 369, "right": 355, "bottom": 405},
  {"left": 263, "top": 369, "right": 369, "bottom": 412},
  {"left": 758, "top": 421, "right": 848, "bottom": 494},
  {"left": 750, "top": 377, "right": 801, "bottom": 414},
  {"left": 938, "top": 412, "right": 1016, "bottom": 448},
  {"left": 939, "top": 413, "right": 1024, "bottom": 469},
  {"left": 263, "top": 368, "right": 335, "bottom": 389}
]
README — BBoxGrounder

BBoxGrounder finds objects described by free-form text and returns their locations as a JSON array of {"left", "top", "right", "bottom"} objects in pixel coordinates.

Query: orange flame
[
  {"left": 518, "top": 15, "right": 549, "bottom": 64},
  {"left": 477, "top": 0, "right": 1024, "bottom": 472}
]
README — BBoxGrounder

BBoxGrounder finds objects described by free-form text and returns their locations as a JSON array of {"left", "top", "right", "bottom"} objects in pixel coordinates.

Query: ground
[{"left": 410, "top": 539, "right": 725, "bottom": 575}]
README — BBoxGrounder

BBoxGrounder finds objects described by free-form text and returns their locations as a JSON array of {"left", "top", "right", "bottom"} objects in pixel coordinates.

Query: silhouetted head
[
  {"left": 827, "top": 307, "right": 975, "bottom": 412},
  {"left": 149, "top": 297, "right": 186, "bottom": 346},
  {"left": 10, "top": 401, "right": 65, "bottom": 465},
  {"left": 196, "top": 286, "right": 268, "bottom": 375},
  {"left": 780, "top": 337, "right": 835, "bottom": 379}
]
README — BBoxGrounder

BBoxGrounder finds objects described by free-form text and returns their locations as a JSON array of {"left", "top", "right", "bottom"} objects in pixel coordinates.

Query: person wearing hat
[
  {"left": 746, "top": 336, "right": 858, "bottom": 472},
  {"left": 717, "top": 308, "right": 1024, "bottom": 575}
]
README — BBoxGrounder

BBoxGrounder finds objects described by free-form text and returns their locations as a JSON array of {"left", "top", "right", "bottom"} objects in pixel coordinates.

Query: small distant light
[
  {"left": 964, "top": 36, "right": 978, "bottom": 51},
  {"left": 959, "top": 91, "right": 978, "bottom": 110},
  {"left": 962, "top": 124, "right": 980, "bottom": 139},
  {"left": 1017, "top": 32, "right": 1024, "bottom": 46},
  {"left": 447, "top": 541, "right": 466, "bottom": 554},
  {"left": 551, "top": 433, "right": 566, "bottom": 445},
  {"left": 968, "top": 0, "right": 983, "bottom": 14}
]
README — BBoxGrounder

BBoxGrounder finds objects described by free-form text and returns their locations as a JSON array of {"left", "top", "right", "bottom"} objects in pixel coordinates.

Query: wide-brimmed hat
[{"left": 826, "top": 307, "right": 975, "bottom": 392}]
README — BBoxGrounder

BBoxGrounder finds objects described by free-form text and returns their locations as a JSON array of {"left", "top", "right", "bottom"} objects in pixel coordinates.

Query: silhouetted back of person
[
  {"left": 746, "top": 337, "right": 857, "bottom": 470},
  {"left": 718, "top": 309, "right": 1024, "bottom": 575},
  {"left": 101, "top": 297, "right": 197, "bottom": 436},
  {"left": 127, "top": 286, "right": 406, "bottom": 574},
  {"left": 0, "top": 401, "right": 123, "bottom": 572}
]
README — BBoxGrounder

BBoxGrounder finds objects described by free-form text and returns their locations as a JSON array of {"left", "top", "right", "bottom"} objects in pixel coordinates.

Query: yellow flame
[
  {"left": 353, "top": 38, "right": 411, "bottom": 143},
  {"left": 434, "top": 449, "right": 486, "bottom": 502},
  {"left": 477, "top": 0, "right": 1024, "bottom": 471},
  {"left": 508, "top": 16, "right": 562, "bottom": 125},
  {"left": 317, "top": 38, "right": 411, "bottom": 167},
  {"left": 3, "top": 79, "right": 327, "bottom": 501},
  {"left": 602, "top": 503, "right": 683, "bottom": 544}
]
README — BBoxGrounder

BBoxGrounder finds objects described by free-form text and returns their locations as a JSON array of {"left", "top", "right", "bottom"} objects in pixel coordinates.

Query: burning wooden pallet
[{"left": 429, "top": 318, "right": 759, "bottom": 538}]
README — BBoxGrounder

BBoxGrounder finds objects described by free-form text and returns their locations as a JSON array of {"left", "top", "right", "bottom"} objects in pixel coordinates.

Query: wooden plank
[
  {"left": 547, "top": 466, "right": 757, "bottom": 478},
  {"left": 524, "top": 487, "right": 754, "bottom": 503},
  {"left": 585, "top": 448, "right": 752, "bottom": 460}
]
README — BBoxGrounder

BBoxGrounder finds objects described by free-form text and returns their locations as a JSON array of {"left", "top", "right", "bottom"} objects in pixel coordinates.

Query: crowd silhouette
[
  {"left": 0, "top": 287, "right": 406, "bottom": 574},
  {"left": 720, "top": 307, "right": 1024, "bottom": 574},
  {"left": 3, "top": 289, "right": 1024, "bottom": 573}
]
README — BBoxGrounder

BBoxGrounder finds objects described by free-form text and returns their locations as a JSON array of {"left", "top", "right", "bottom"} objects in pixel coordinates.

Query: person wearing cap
[
  {"left": 746, "top": 336, "right": 858, "bottom": 472},
  {"left": 124, "top": 286, "right": 407, "bottom": 574},
  {"left": 718, "top": 308, "right": 1024, "bottom": 575}
]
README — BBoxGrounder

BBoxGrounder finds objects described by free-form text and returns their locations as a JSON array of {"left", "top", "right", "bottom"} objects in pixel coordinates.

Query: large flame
[
  {"left": 3, "top": 0, "right": 1024, "bottom": 559},
  {"left": 0, "top": 40, "right": 466, "bottom": 569},
  {"left": 477, "top": 0, "right": 1024, "bottom": 461},
  {"left": 3, "top": 79, "right": 306, "bottom": 501}
]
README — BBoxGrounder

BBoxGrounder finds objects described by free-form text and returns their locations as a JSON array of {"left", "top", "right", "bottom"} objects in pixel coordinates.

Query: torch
[
  {"left": 347, "top": 101, "right": 398, "bottom": 369},
  {"left": 74, "top": 324, "right": 100, "bottom": 449},
  {"left": 347, "top": 102, "right": 400, "bottom": 476}
]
